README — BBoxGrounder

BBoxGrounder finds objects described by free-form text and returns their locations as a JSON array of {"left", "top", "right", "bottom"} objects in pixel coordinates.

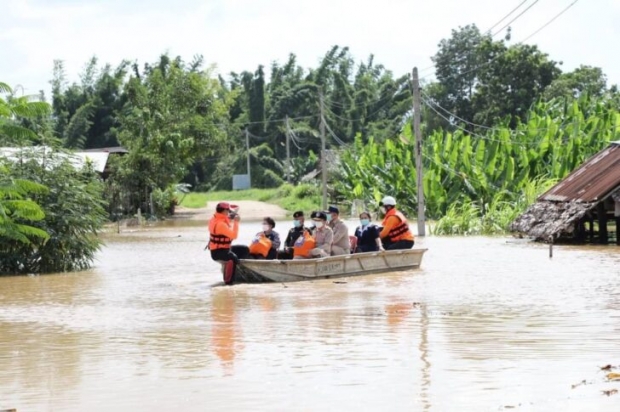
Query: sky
[{"left": 1, "top": 0, "right": 619, "bottom": 99}]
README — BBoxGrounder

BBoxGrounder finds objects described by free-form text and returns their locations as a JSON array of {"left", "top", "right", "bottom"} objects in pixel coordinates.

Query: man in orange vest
[
  {"left": 208, "top": 202, "right": 242, "bottom": 262},
  {"left": 378, "top": 196, "right": 415, "bottom": 250}
]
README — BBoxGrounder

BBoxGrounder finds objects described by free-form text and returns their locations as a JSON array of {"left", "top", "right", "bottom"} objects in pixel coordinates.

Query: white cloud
[{"left": 1, "top": 0, "right": 618, "bottom": 98}]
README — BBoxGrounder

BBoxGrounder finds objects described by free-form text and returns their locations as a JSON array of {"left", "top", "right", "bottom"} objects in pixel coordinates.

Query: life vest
[
  {"left": 249, "top": 233, "right": 273, "bottom": 258},
  {"left": 381, "top": 209, "right": 414, "bottom": 242},
  {"left": 293, "top": 230, "right": 316, "bottom": 258},
  {"left": 208, "top": 213, "right": 233, "bottom": 251}
]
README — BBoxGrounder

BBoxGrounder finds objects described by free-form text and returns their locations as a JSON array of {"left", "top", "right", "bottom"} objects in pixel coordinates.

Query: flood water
[{"left": 1, "top": 220, "right": 619, "bottom": 411}]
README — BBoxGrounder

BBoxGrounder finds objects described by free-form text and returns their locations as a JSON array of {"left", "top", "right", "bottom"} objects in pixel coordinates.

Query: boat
[{"left": 221, "top": 248, "right": 427, "bottom": 284}]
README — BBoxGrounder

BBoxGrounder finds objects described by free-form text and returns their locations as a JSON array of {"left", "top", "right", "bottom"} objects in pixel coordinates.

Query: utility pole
[
  {"left": 245, "top": 128, "right": 251, "bottom": 187},
  {"left": 319, "top": 90, "right": 327, "bottom": 210},
  {"left": 412, "top": 67, "right": 426, "bottom": 236},
  {"left": 285, "top": 116, "right": 291, "bottom": 184}
]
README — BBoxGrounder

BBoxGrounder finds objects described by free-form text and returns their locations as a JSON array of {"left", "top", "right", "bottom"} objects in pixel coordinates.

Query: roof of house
[
  {"left": 538, "top": 141, "right": 620, "bottom": 203},
  {"left": 82, "top": 146, "right": 128, "bottom": 154},
  {"left": 0, "top": 146, "right": 110, "bottom": 173}
]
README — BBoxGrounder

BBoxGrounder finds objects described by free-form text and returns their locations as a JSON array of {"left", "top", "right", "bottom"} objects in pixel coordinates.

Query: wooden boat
[{"left": 221, "top": 248, "right": 427, "bottom": 284}]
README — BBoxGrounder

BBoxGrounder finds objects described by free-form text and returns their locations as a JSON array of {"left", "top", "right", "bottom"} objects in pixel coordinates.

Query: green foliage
[
  {"left": 338, "top": 94, "right": 620, "bottom": 233},
  {"left": 0, "top": 154, "right": 107, "bottom": 274},
  {"left": 151, "top": 186, "right": 178, "bottom": 217}
]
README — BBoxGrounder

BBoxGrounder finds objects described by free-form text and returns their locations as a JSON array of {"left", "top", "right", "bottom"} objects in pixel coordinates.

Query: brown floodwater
[{"left": 1, "top": 220, "right": 619, "bottom": 411}]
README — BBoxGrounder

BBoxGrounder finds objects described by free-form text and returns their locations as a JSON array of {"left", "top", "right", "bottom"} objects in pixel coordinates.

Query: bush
[
  {"left": 293, "top": 184, "right": 319, "bottom": 199},
  {"left": 0, "top": 154, "right": 107, "bottom": 274}
]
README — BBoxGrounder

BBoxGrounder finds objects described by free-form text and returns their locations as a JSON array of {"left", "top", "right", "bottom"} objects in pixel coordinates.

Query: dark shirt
[
  {"left": 354, "top": 224, "right": 381, "bottom": 252},
  {"left": 284, "top": 226, "right": 311, "bottom": 248}
]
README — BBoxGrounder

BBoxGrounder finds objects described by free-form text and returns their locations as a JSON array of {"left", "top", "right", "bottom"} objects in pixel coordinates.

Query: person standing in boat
[
  {"left": 305, "top": 211, "right": 333, "bottom": 258},
  {"left": 207, "top": 202, "right": 245, "bottom": 261},
  {"left": 327, "top": 206, "right": 350, "bottom": 256},
  {"left": 378, "top": 196, "right": 415, "bottom": 250},
  {"left": 249, "top": 217, "right": 281, "bottom": 260},
  {"left": 354, "top": 211, "right": 383, "bottom": 253}
]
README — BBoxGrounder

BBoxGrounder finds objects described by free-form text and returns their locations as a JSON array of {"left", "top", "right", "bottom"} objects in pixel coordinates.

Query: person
[
  {"left": 278, "top": 211, "right": 312, "bottom": 259},
  {"left": 296, "top": 211, "right": 333, "bottom": 259},
  {"left": 249, "top": 217, "right": 281, "bottom": 260},
  {"left": 327, "top": 206, "right": 350, "bottom": 256},
  {"left": 207, "top": 202, "right": 248, "bottom": 285},
  {"left": 354, "top": 211, "right": 383, "bottom": 253},
  {"left": 378, "top": 196, "right": 415, "bottom": 250}
]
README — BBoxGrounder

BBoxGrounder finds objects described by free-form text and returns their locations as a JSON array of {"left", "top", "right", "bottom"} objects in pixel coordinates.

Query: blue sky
[{"left": 1, "top": 0, "right": 619, "bottom": 98}]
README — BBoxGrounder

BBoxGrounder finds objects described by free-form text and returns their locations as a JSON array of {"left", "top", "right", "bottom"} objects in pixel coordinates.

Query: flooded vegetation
[{"left": 1, "top": 221, "right": 619, "bottom": 411}]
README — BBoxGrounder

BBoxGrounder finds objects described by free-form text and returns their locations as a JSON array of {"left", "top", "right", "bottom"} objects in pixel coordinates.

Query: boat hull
[{"left": 221, "top": 248, "right": 427, "bottom": 284}]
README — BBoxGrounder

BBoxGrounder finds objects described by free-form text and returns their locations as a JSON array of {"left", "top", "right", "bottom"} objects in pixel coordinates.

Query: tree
[
  {"left": 115, "top": 54, "right": 230, "bottom": 213},
  {"left": 544, "top": 65, "right": 609, "bottom": 100}
]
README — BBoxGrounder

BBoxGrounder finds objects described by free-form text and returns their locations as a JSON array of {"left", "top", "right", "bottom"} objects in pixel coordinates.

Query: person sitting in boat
[
  {"left": 249, "top": 217, "right": 281, "bottom": 260},
  {"left": 354, "top": 211, "right": 383, "bottom": 253},
  {"left": 278, "top": 211, "right": 312, "bottom": 260},
  {"left": 207, "top": 202, "right": 248, "bottom": 261},
  {"left": 327, "top": 206, "right": 350, "bottom": 256},
  {"left": 379, "top": 196, "right": 415, "bottom": 250},
  {"left": 295, "top": 211, "right": 333, "bottom": 259}
]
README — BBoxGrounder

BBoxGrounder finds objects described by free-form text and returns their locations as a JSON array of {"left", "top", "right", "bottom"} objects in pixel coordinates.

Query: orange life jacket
[
  {"left": 381, "top": 209, "right": 414, "bottom": 242},
  {"left": 208, "top": 213, "right": 233, "bottom": 251},
  {"left": 293, "top": 230, "right": 316, "bottom": 258},
  {"left": 249, "top": 233, "right": 273, "bottom": 258}
]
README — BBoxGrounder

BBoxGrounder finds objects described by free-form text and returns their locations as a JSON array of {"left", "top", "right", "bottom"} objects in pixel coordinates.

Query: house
[{"left": 510, "top": 141, "right": 620, "bottom": 244}]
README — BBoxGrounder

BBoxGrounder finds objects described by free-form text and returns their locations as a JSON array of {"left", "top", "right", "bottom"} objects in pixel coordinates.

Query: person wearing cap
[
  {"left": 278, "top": 211, "right": 312, "bottom": 260},
  {"left": 305, "top": 211, "right": 333, "bottom": 258},
  {"left": 208, "top": 201, "right": 242, "bottom": 261},
  {"left": 378, "top": 196, "right": 415, "bottom": 250},
  {"left": 327, "top": 205, "right": 350, "bottom": 256}
]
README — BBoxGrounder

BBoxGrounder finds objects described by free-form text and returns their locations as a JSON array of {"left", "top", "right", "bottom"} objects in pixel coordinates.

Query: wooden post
[
  {"left": 285, "top": 116, "right": 291, "bottom": 184},
  {"left": 597, "top": 203, "right": 608, "bottom": 244},
  {"left": 412, "top": 67, "right": 426, "bottom": 236},
  {"left": 616, "top": 216, "right": 620, "bottom": 246},
  {"left": 319, "top": 90, "right": 327, "bottom": 210},
  {"left": 245, "top": 128, "right": 251, "bottom": 187}
]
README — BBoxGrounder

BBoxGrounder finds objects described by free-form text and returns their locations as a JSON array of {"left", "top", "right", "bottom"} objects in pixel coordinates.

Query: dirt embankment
[{"left": 173, "top": 200, "right": 289, "bottom": 221}]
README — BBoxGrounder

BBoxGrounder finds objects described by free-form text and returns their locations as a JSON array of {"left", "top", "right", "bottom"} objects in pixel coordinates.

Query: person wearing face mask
[
  {"left": 277, "top": 211, "right": 311, "bottom": 260},
  {"left": 249, "top": 217, "right": 281, "bottom": 260},
  {"left": 378, "top": 196, "right": 415, "bottom": 250},
  {"left": 300, "top": 211, "right": 333, "bottom": 258},
  {"left": 327, "top": 206, "right": 350, "bottom": 256},
  {"left": 354, "top": 211, "right": 383, "bottom": 253}
]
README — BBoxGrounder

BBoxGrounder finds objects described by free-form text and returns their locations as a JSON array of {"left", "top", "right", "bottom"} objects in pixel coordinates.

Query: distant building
[{"left": 510, "top": 141, "right": 620, "bottom": 244}]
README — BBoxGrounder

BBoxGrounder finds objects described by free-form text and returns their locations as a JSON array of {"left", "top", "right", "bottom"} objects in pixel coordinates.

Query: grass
[{"left": 178, "top": 183, "right": 323, "bottom": 216}]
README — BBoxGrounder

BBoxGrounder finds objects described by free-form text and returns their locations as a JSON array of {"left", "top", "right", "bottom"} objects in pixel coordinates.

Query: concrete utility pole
[
  {"left": 285, "top": 116, "right": 291, "bottom": 184},
  {"left": 319, "top": 90, "right": 327, "bottom": 210},
  {"left": 412, "top": 67, "right": 426, "bottom": 236},
  {"left": 245, "top": 128, "right": 251, "bottom": 187}
]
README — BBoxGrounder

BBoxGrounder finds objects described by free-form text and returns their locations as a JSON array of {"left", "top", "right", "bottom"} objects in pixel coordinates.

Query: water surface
[{"left": 1, "top": 221, "right": 619, "bottom": 411}]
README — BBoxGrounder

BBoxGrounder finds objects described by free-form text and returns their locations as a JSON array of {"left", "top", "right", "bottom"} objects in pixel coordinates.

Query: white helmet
[{"left": 381, "top": 196, "right": 396, "bottom": 206}]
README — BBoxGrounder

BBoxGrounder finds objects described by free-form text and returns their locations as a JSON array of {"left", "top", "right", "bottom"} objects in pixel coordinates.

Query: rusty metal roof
[{"left": 539, "top": 141, "right": 620, "bottom": 203}]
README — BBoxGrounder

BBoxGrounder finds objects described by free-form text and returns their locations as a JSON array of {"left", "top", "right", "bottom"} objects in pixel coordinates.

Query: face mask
[
  {"left": 293, "top": 219, "right": 301, "bottom": 228},
  {"left": 326, "top": 214, "right": 332, "bottom": 222},
  {"left": 315, "top": 221, "right": 324, "bottom": 228},
  {"left": 262, "top": 224, "right": 270, "bottom": 232},
  {"left": 360, "top": 219, "right": 370, "bottom": 226}
]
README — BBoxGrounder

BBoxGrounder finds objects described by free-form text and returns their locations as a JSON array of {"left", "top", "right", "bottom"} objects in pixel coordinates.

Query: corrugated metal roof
[
  {"left": 539, "top": 142, "right": 620, "bottom": 203},
  {"left": 0, "top": 146, "right": 109, "bottom": 173}
]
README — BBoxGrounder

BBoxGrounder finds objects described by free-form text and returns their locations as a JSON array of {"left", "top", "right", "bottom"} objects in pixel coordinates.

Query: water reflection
[{"left": 1, "top": 225, "right": 619, "bottom": 411}]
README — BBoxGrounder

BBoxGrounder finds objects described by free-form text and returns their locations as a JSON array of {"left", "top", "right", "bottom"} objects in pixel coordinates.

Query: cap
[
  {"left": 381, "top": 196, "right": 396, "bottom": 206},
  {"left": 216, "top": 202, "right": 239, "bottom": 210},
  {"left": 310, "top": 211, "right": 327, "bottom": 221},
  {"left": 293, "top": 211, "right": 304, "bottom": 218},
  {"left": 328, "top": 206, "right": 339, "bottom": 214}
]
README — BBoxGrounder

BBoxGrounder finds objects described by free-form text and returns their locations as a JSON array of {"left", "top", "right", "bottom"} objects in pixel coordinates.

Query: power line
[
  {"left": 419, "top": 0, "right": 581, "bottom": 82},
  {"left": 491, "top": 0, "right": 540, "bottom": 37},
  {"left": 485, "top": 0, "right": 530, "bottom": 33}
]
